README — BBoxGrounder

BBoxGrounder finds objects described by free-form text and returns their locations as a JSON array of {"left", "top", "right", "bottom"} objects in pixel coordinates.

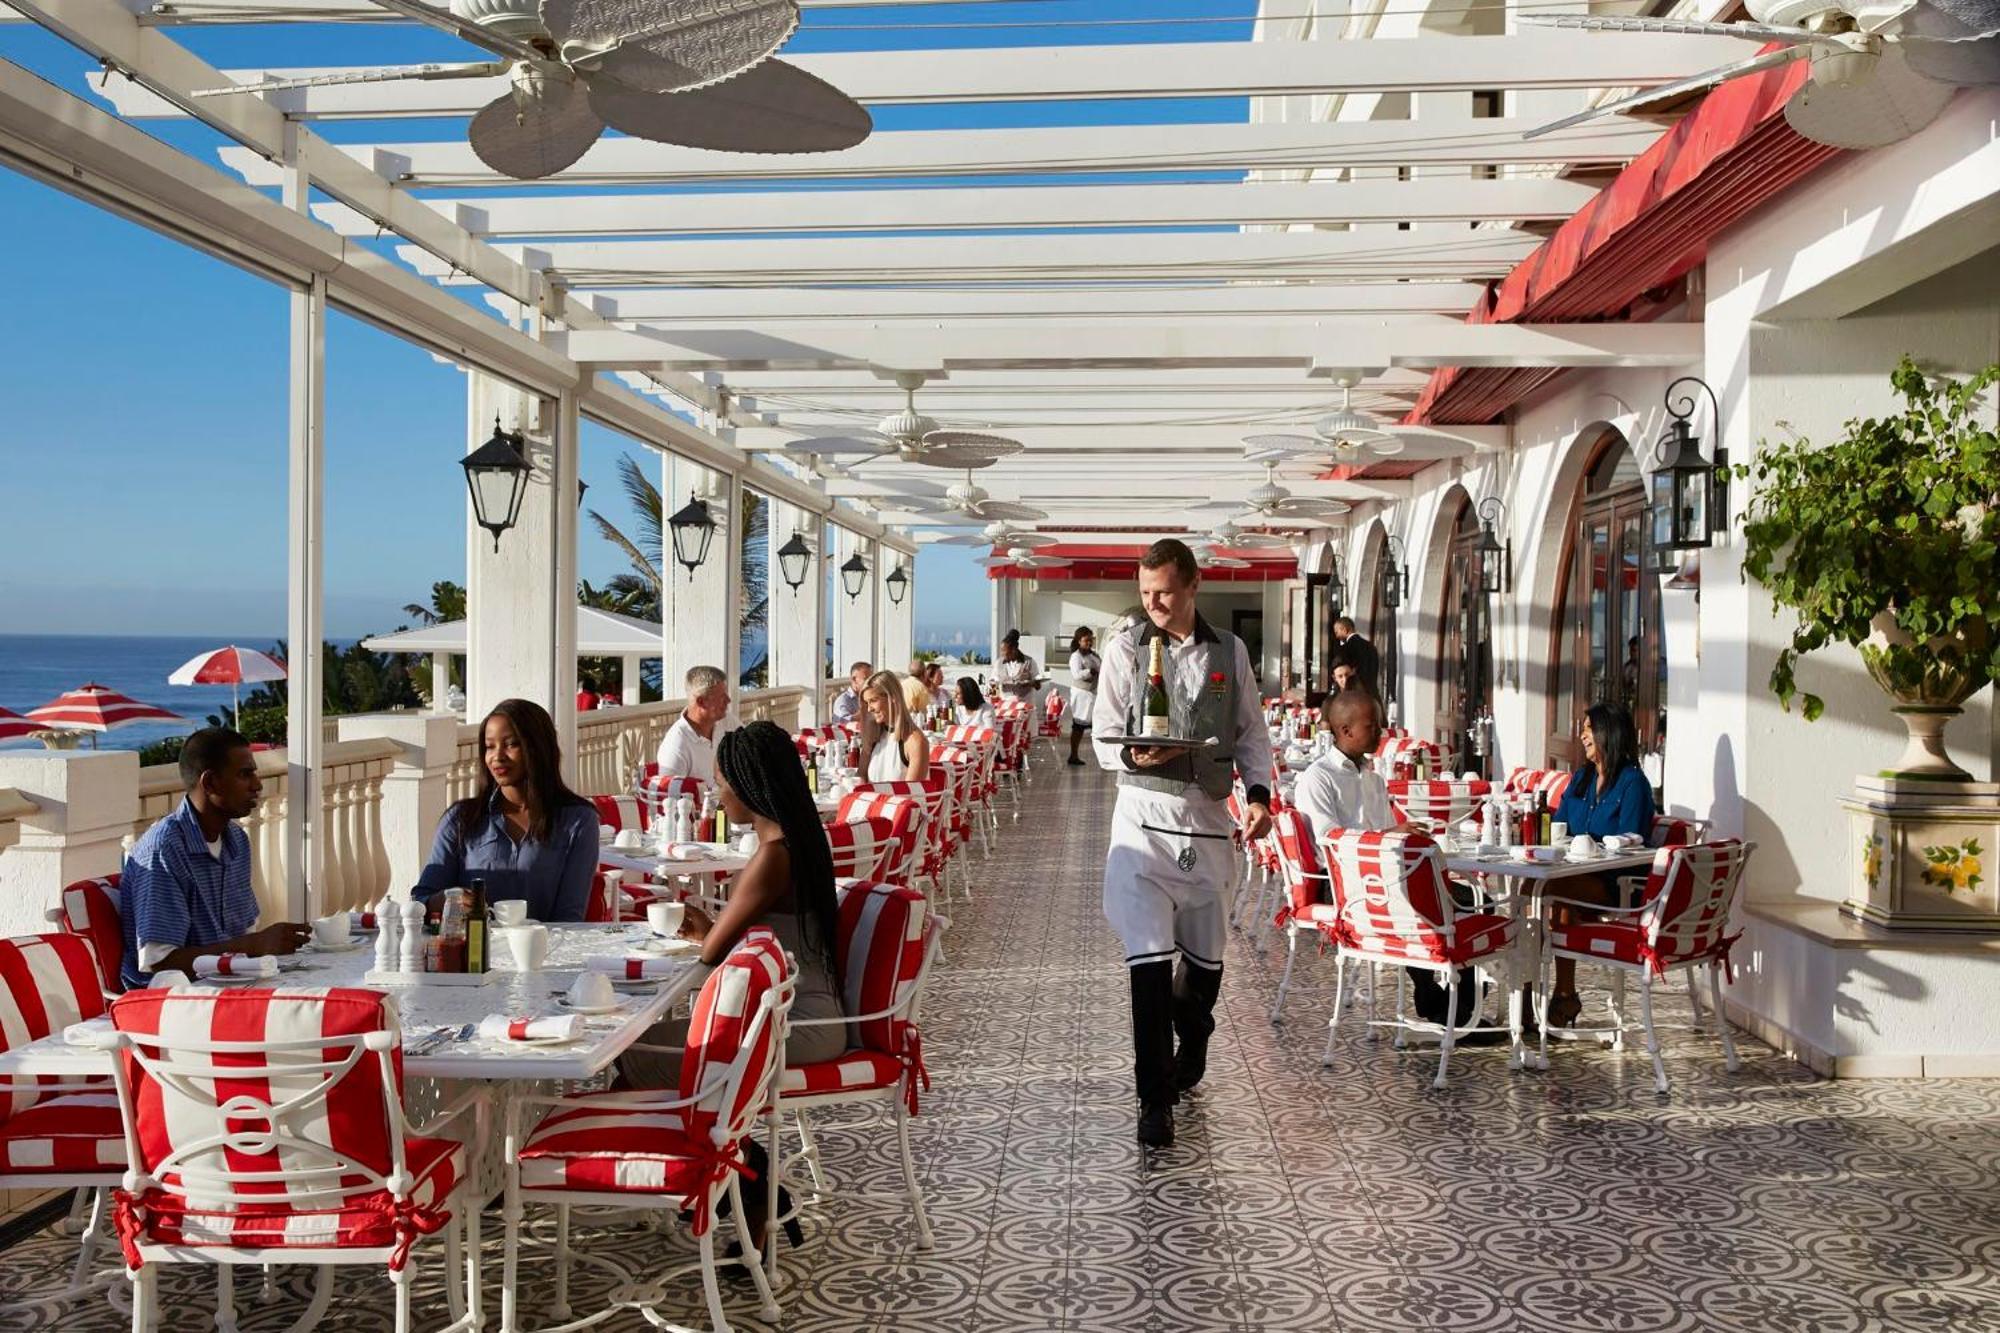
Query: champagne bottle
[
  {"left": 465, "top": 877, "right": 487, "bottom": 974},
  {"left": 1143, "top": 637, "right": 1172, "bottom": 739}
]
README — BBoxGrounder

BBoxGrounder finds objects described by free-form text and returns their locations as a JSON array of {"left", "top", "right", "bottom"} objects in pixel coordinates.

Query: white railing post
[
  {"left": 337, "top": 714, "right": 460, "bottom": 902},
  {"left": 0, "top": 751, "right": 139, "bottom": 938}
]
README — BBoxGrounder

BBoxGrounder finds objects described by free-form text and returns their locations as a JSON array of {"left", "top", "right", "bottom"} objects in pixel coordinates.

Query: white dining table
[
  {"left": 598, "top": 843, "right": 751, "bottom": 881},
  {"left": 0, "top": 923, "right": 707, "bottom": 1084}
]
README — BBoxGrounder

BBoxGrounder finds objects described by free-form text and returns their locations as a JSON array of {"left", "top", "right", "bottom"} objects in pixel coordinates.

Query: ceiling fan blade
[
  {"left": 977, "top": 555, "right": 1015, "bottom": 569},
  {"left": 923, "top": 430, "right": 1022, "bottom": 452},
  {"left": 1365, "top": 436, "right": 1407, "bottom": 456},
  {"left": 968, "top": 501, "right": 1049, "bottom": 523},
  {"left": 1523, "top": 45, "right": 1809, "bottom": 140},
  {"left": 548, "top": 0, "right": 800, "bottom": 93},
  {"left": 1519, "top": 13, "right": 1822, "bottom": 43},
  {"left": 585, "top": 58, "right": 871, "bottom": 153},
  {"left": 1271, "top": 499, "right": 1353, "bottom": 517},
  {"left": 1242, "top": 433, "right": 1319, "bottom": 451},
  {"left": 864, "top": 495, "right": 951, "bottom": 513},
  {"left": 1220, "top": 532, "right": 1292, "bottom": 549},
  {"left": 192, "top": 61, "right": 506, "bottom": 99},
  {"left": 468, "top": 84, "right": 605, "bottom": 180},
  {"left": 1201, "top": 557, "right": 1252, "bottom": 570},
  {"left": 908, "top": 443, "right": 1020, "bottom": 469},
  {"left": 368, "top": 0, "right": 544, "bottom": 61},
  {"left": 782, "top": 434, "right": 892, "bottom": 456},
  {"left": 1897, "top": 5, "right": 2000, "bottom": 85},
  {"left": 1786, "top": 42, "right": 1957, "bottom": 145},
  {"left": 1021, "top": 556, "right": 1073, "bottom": 570},
  {"left": 1190, "top": 500, "right": 1255, "bottom": 512}
]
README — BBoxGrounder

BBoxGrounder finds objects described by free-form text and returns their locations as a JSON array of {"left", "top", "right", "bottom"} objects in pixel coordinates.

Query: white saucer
[
  {"left": 197, "top": 973, "right": 265, "bottom": 986},
  {"left": 556, "top": 996, "right": 622, "bottom": 1014},
  {"left": 500, "top": 1032, "right": 579, "bottom": 1046},
  {"left": 307, "top": 939, "right": 367, "bottom": 953}
]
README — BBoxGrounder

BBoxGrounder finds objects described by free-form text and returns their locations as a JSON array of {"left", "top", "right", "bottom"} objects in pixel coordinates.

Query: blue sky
[{"left": 0, "top": 3, "right": 1253, "bottom": 644}]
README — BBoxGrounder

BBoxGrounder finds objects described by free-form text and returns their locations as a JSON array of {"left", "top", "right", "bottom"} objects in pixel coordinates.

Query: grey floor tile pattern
[{"left": 6, "top": 763, "right": 2000, "bottom": 1331}]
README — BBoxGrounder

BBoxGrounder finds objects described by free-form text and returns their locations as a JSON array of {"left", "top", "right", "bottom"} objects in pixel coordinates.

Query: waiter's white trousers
[{"left": 1103, "top": 790, "right": 1234, "bottom": 972}]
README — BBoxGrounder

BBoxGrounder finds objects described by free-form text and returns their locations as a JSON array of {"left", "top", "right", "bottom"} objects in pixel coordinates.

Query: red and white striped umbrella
[
  {"left": 168, "top": 645, "right": 287, "bottom": 715},
  {"left": 0, "top": 707, "right": 46, "bottom": 743},
  {"left": 27, "top": 683, "right": 187, "bottom": 736}
]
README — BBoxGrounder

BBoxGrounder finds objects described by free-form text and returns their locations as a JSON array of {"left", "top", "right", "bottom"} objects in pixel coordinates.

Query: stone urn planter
[{"left": 1859, "top": 614, "right": 1990, "bottom": 781}]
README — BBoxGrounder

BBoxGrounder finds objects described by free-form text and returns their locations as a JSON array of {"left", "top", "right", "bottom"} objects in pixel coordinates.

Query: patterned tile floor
[{"left": 7, "top": 763, "right": 2000, "bottom": 1331}]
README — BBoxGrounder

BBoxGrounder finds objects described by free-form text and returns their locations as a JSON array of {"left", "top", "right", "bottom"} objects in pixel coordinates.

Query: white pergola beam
[
  {"left": 219, "top": 116, "right": 1662, "bottom": 188},
  {"left": 317, "top": 177, "right": 1598, "bottom": 240},
  {"left": 549, "top": 321, "right": 1700, "bottom": 373},
  {"left": 406, "top": 231, "right": 1543, "bottom": 290},
  {"left": 579, "top": 283, "right": 1491, "bottom": 322},
  {"left": 103, "top": 32, "right": 1747, "bottom": 116}
]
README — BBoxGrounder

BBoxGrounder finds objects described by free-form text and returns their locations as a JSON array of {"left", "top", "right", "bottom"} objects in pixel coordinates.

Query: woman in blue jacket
[{"left": 1547, "top": 702, "right": 1655, "bottom": 1028}]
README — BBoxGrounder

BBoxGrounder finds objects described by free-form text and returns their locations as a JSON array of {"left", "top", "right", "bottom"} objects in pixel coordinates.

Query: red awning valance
[{"left": 985, "top": 544, "right": 1297, "bottom": 582}]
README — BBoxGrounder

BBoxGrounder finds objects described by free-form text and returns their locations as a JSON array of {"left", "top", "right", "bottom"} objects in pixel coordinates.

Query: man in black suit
[{"left": 1332, "top": 617, "right": 1380, "bottom": 698}]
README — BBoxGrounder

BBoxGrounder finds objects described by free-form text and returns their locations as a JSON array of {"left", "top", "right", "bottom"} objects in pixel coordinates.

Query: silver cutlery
[{"left": 407, "top": 1025, "right": 453, "bottom": 1055}]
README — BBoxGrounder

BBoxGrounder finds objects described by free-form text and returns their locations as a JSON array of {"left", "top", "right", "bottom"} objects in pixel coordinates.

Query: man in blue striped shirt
[{"left": 118, "top": 727, "right": 310, "bottom": 988}]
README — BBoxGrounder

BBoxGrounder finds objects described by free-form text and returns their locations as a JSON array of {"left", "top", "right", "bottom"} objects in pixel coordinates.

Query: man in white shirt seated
[
  {"left": 831, "top": 661, "right": 871, "bottom": 724},
  {"left": 1291, "top": 691, "right": 1487, "bottom": 1033},
  {"left": 655, "top": 664, "right": 735, "bottom": 784}
]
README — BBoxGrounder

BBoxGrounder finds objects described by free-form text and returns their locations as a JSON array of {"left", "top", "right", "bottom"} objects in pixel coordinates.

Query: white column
[
  {"left": 722, "top": 468, "right": 745, "bottom": 689},
  {"left": 620, "top": 655, "right": 643, "bottom": 706},
  {"left": 282, "top": 124, "right": 325, "bottom": 924},
  {"left": 660, "top": 452, "right": 730, "bottom": 694},
  {"left": 336, "top": 712, "right": 459, "bottom": 895},
  {"left": 0, "top": 752, "right": 138, "bottom": 938},
  {"left": 769, "top": 500, "right": 824, "bottom": 717},
  {"left": 549, "top": 390, "right": 580, "bottom": 781},
  {"left": 429, "top": 653, "right": 451, "bottom": 713}
]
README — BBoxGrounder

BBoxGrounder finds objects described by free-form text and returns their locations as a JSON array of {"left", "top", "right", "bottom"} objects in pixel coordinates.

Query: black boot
[
  {"left": 1172, "top": 961, "right": 1223, "bottom": 1094},
  {"left": 1130, "top": 961, "right": 1176, "bottom": 1146}
]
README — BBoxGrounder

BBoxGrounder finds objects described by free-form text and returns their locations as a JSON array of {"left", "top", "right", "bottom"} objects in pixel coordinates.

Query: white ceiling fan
[
  {"left": 1189, "top": 461, "right": 1353, "bottom": 525},
  {"left": 193, "top": 0, "right": 871, "bottom": 179},
  {"left": 1191, "top": 544, "right": 1252, "bottom": 571},
  {"left": 1242, "top": 371, "right": 1407, "bottom": 465},
  {"left": 781, "top": 373, "right": 1027, "bottom": 471},
  {"left": 1521, "top": 1, "right": 1998, "bottom": 150},
  {"left": 930, "top": 522, "right": 1059, "bottom": 549},
  {"left": 981, "top": 545, "right": 1074, "bottom": 572},
  {"left": 1176, "top": 520, "right": 1294, "bottom": 551},
  {"left": 851, "top": 470, "right": 1047, "bottom": 524}
]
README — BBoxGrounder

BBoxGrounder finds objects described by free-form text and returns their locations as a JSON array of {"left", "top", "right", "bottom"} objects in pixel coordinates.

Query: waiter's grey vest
[{"left": 1119, "top": 616, "right": 1242, "bottom": 802}]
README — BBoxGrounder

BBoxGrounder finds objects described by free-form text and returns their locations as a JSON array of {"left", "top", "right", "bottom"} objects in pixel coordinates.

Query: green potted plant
[{"left": 1740, "top": 357, "right": 1999, "bottom": 780}]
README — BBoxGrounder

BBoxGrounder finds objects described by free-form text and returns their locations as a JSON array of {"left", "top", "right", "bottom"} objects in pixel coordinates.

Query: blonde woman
[
  {"left": 902, "top": 659, "right": 934, "bottom": 718},
  {"left": 859, "top": 669, "right": 930, "bottom": 782}
]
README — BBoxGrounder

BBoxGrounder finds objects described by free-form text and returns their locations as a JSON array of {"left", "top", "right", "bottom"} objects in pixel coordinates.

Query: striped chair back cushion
[
  {"left": 835, "top": 793, "right": 923, "bottom": 880},
  {"left": 1503, "top": 767, "right": 1573, "bottom": 803},
  {"left": 1271, "top": 808, "right": 1329, "bottom": 921},
  {"left": 941, "top": 724, "right": 997, "bottom": 749},
  {"left": 930, "top": 748, "right": 977, "bottom": 831},
  {"left": 833, "top": 880, "right": 928, "bottom": 1056},
  {"left": 850, "top": 778, "right": 947, "bottom": 875},
  {"left": 827, "top": 817, "right": 896, "bottom": 881},
  {"left": 55, "top": 874, "right": 125, "bottom": 993},
  {"left": 1648, "top": 815, "right": 1706, "bottom": 848},
  {"left": 1038, "top": 692, "right": 1066, "bottom": 735},
  {"left": 1640, "top": 840, "right": 1750, "bottom": 966},
  {"left": 589, "top": 795, "right": 648, "bottom": 833},
  {"left": 109, "top": 986, "right": 403, "bottom": 1214},
  {"left": 1374, "top": 735, "right": 1443, "bottom": 762},
  {"left": 639, "top": 773, "right": 707, "bottom": 811},
  {"left": 1322, "top": 829, "right": 1462, "bottom": 962},
  {"left": 0, "top": 932, "right": 111, "bottom": 1120},
  {"left": 677, "top": 928, "right": 789, "bottom": 1146},
  {"left": 795, "top": 726, "right": 842, "bottom": 753},
  {"left": 1386, "top": 779, "right": 1492, "bottom": 827}
]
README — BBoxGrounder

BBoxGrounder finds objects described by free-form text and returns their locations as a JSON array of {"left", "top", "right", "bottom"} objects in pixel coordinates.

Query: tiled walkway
[{"left": 8, "top": 763, "right": 2000, "bottom": 1331}]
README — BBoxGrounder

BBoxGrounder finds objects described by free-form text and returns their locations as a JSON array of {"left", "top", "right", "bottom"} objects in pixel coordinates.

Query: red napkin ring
[
  {"left": 508, "top": 1018, "right": 531, "bottom": 1040},
  {"left": 216, "top": 954, "right": 236, "bottom": 976},
  {"left": 625, "top": 958, "right": 645, "bottom": 979}
]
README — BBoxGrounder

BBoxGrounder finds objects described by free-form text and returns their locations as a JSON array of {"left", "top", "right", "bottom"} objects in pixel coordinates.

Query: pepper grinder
[
  {"left": 374, "top": 894, "right": 400, "bottom": 973},
  {"left": 399, "top": 899, "right": 426, "bottom": 973}
]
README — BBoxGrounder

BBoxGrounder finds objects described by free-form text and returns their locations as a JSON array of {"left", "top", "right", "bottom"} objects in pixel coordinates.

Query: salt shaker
[
  {"left": 399, "top": 899, "right": 425, "bottom": 973},
  {"left": 374, "top": 894, "right": 400, "bottom": 973}
]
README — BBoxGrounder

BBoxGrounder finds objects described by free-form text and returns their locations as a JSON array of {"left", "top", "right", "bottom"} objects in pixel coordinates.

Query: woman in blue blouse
[
  {"left": 416, "top": 698, "right": 601, "bottom": 921},
  {"left": 1547, "top": 702, "right": 1655, "bottom": 1028}
]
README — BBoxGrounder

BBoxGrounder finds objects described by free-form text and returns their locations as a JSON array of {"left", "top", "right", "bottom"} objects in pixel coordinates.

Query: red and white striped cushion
[
  {"left": 1547, "top": 920, "right": 1646, "bottom": 966},
  {"left": 1503, "top": 767, "right": 1573, "bottom": 803},
  {"left": 1322, "top": 830, "right": 1515, "bottom": 966},
  {"left": 0, "top": 1088, "right": 125, "bottom": 1174},
  {"left": 677, "top": 929, "right": 788, "bottom": 1144},
  {"left": 590, "top": 795, "right": 648, "bottom": 833},
  {"left": 777, "top": 1049, "right": 902, "bottom": 1097},
  {"left": 832, "top": 881, "right": 926, "bottom": 1058},
  {"left": 1271, "top": 808, "right": 1330, "bottom": 927},
  {"left": 0, "top": 932, "right": 112, "bottom": 1121},
  {"left": 54, "top": 876, "right": 124, "bottom": 994},
  {"left": 517, "top": 1102, "right": 716, "bottom": 1195},
  {"left": 849, "top": 779, "right": 947, "bottom": 879},
  {"left": 1386, "top": 779, "right": 1492, "bottom": 826},
  {"left": 828, "top": 817, "right": 896, "bottom": 881},
  {"left": 835, "top": 792, "right": 923, "bottom": 881},
  {"left": 1648, "top": 816, "right": 1702, "bottom": 848},
  {"left": 639, "top": 774, "right": 708, "bottom": 811}
]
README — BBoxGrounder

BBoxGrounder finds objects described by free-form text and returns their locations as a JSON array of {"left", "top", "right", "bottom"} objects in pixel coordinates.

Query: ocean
[{"left": 0, "top": 634, "right": 296, "bottom": 754}]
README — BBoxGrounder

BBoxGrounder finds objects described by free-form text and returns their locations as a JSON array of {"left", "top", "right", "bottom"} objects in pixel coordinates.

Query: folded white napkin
[
  {"left": 193, "top": 954, "right": 278, "bottom": 980},
  {"left": 661, "top": 842, "right": 719, "bottom": 861},
  {"left": 348, "top": 909, "right": 380, "bottom": 930},
  {"left": 584, "top": 954, "right": 683, "bottom": 979},
  {"left": 63, "top": 1017, "right": 114, "bottom": 1045},
  {"left": 476, "top": 1014, "right": 581, "bottom": 1042}
]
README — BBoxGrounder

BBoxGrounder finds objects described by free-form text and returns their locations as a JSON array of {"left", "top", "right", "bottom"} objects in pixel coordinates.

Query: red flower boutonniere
[{"left": 1208, "top": 671, "right": 1228, "bottom": 694}]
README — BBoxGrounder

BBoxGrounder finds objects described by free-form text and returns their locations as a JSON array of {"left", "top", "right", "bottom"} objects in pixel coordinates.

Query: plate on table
[
  {"left": 306, "top": 939, "right": 368, "bottom": 954},
  {"left": 630, "top": 936, "right": 700, "bottom": 956},
  {"left": 197, "top": 973, "right": 266, "bottom": 986},
  {"left": 610, "top": 976, "right": 670, "bottom": 993},
  {"left": 498, "top": 1032, "right": 581, "bottom": 1046},
  {"left": 555, "top": 996, "right": 623, "bottom": 1014}
]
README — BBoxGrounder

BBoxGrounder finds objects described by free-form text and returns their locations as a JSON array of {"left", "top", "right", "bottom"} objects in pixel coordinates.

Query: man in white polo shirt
[{"left": 656, "top": 664, "right": 735, "bottom": 784}]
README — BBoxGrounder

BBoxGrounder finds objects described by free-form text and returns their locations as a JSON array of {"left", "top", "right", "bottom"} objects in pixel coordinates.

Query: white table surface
[
  {"left": 598, "top": 844, "right": 750, "bottom": 880},
  {"left": 1443, "top": 846, "right": 1658, "bottom": 883},
  {"left": 0, "top": 924, "right": 705, "bottom": 1083}
]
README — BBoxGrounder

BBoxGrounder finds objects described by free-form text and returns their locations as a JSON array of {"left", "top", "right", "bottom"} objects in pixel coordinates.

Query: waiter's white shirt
[
  {"left": 1291, "top": 746, "right": 1395, "bottom": 839},
  {"left": 1091, "top": 623, "right": 1275, "bottom": 836},
  {"left": 655, "top": 713, "right": 735, "bottom": 785}
]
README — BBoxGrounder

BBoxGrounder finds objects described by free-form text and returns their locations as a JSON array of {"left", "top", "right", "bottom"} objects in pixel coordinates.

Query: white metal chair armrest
[{"left": 404, "top": 1083, "right": 486, "bottom": 1140}]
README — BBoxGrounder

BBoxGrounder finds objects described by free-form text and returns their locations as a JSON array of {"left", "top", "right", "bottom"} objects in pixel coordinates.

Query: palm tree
[
  {"left": 401, "top": 580, "right": 465, "bottom": 627},
  {"left": 588, "top": 454, "right": 769, "bottom": 681}
]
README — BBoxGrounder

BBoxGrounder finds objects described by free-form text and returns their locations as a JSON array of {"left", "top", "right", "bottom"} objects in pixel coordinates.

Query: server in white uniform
[
  {"left": 994, "top": 630, "right": 1040, "bottom": 704},
  {"left": 1065, "top": 626, "right": 1100, "bottom": 767},
  {"left": 1094, "top": 540, "right": 1274, "bottom": 1147}
]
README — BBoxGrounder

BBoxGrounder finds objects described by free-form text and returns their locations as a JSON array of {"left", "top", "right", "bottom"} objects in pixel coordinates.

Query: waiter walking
[{"left": 1094, "top": 539, "right": 1274, "bottom": 1147}]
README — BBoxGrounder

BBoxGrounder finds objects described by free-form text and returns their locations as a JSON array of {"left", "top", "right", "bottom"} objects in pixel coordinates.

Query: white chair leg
[
  {"left": 464, "top": 1203, "right": 483, "bottom": 1332},
  {"left": 215, "top": 1263, "right": 239, "bottom": 1333},
  {"left": 1638, "top": 972, "right": 1668, "bottom": 1095},
  {"left": 499, "top": 1172, "right": 522, "bottom": 1333},
  {"left": 443, "top": 1216, "right": 466, "bottom": 1323},
  {"left": 551, "top": 1203, "right": 572, "bottom": 1321},
  {"left": 1608, "top": 968, "right": 1627, "bottom": 1050},
  {"left": 1432, "top": 972, "right": 1459, "bottom": 1090},
  {"left": 1686, "top": 969, "right": 1705, "bottom": 1031},
  {"left": 1270, "top": 927, "right": 1299, "bottom": 1023},
  {"left": 697, "top": 1225, "right": 733, "bottom": 1333},
  {"left": 795, "top": 1108, "right": 828, "bottom": 1196},
  {"left": 66, "top": 1188, "right": 106, "bottom": 1294},
  {"left": 1319, "top": 956, "right": 1346, "bottom": 1067},
  {"left": 894, "top": 1097, "right": 934, "bottom": 1251},
  {"left": 393, "top": 1260, "right": 414, "bottom": 1333},
  {"left": 726, "top": 1175, "right": 782, "bottom": 1325},
  {"left": 1709, "top": 964, "right": 1741, "bottom": 1072},
  {"left": 128, "top": 1263, "right": 151, "bottom": 1333}
]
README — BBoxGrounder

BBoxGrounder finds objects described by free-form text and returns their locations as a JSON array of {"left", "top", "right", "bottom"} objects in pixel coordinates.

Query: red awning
[
  {"left": 986, "top": 544, "right": 1297, "bottom": 582},
  {"left": 1403, "top": 53, "right": 1844, "bottom": 427}
]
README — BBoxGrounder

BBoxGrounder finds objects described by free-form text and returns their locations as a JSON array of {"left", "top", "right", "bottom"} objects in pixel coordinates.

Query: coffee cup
[
  {"left": 567, "top": 971, "right": 615, "bottom": 1009},
  {"left": 1569, "top": 834, "right": 1599, "bottom": 859},
  {"left": 647, "top": 900, "right": 686, "bottom": 938},
  {"left": 612, "top": 828, "right": 642, "bottom": 852},
  {"left": 491, "top": 899, "right": 529, "bottom": 928},
  {"left": 1506, "top": 844, "right": 1527, "bottom": 861},
  {"left": 1550, "top": 822, "right": 1569, "bottom": 844},
  {"left": 311, "top": 914, "right": 350, "bottom": 948},
  {"left": 501, "top": 924, "right": 549, "bottom": 971}
]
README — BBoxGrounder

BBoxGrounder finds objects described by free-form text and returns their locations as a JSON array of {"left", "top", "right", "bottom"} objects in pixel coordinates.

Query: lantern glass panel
[{"left": 1674, "top": 464, "right": 1707, "bottom": 547}]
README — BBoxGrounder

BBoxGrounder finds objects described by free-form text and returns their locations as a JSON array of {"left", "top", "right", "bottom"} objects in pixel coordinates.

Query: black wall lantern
[
  {"left": 1381, "top": 534, "right": 1410, "bottom": 610},
  {"left": 1327, "top": 555, "right": 1346, "bottom": 620},
  {"left": 460, "top": 417, "right": 533, "bottom": 552},
  {"left": 839, "top": 552, "right": 869, "bottom": 602},
  {"left": 1650, "top": 375, "right": 1729, "bottom": 572},
  {"left": 776, "top": 531, "right": 812, "bottom": 593},
  {"left": 885, "top": 562, "right": 909, "bottom": 606},
  {"left": 1476, "top": 496, "right": 1512, "bottom": 596},
  {"left": 667, "top": 494, "right": 717, "bottom": 581}
]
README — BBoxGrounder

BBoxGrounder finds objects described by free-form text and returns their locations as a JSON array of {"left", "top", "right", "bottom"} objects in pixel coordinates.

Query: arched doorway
[
  {"left": 1357, "top": 521, "right": 1395, "bottom": 711},
  {"left": 1435, "top": 496, "right": 1492, "bottom": 771},
  {"left": 1545, "top": 430, "right": 1667, "bottom": 768}
]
